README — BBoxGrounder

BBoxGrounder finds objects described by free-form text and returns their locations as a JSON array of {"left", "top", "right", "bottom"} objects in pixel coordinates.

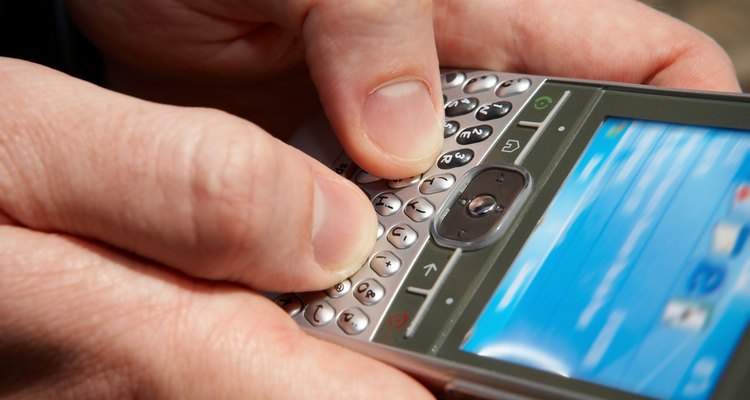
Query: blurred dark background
[{"left": 644, "top": 0, "right": 750, "bottom": 92}]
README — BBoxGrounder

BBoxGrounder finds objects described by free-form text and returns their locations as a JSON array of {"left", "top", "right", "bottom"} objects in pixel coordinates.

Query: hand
[
  {"left": 65, "top": 0, "right": 741, "bottom": 173},
  {"left": 65, "top": 0, "right": 447, "bottom": 179},
  {"left": 2, "top": 0, "right": 740, "bottom": 398},
  {"left": 0, "top": 58, "right": 428, "bottom": 397},
  {"left": 433, "top": 0, "right": 740, "bottom": 93}
]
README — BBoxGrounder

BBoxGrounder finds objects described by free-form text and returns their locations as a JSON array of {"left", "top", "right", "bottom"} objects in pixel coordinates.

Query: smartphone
[{"left": 273, "top": 70, "right": 750, "bottom": 400}]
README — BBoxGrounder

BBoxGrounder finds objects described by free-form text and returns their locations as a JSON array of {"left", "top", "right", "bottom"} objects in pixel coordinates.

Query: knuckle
[
  {"left": 185, "top": 115, "right": 282, "bottom": 275},
  {"left": 0, "top": 63, "right": 59, "bottom": 228}
]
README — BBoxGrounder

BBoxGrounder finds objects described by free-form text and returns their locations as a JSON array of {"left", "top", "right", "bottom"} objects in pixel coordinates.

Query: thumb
[
  {"left": 252, "top": 0, "right": 445, "bottom": 179},
  {"left": 305, "top": 0, "right": 444, "bottom": 179},
  {"left": 0, "top": 58, "right": 377, "bottom": 292}
]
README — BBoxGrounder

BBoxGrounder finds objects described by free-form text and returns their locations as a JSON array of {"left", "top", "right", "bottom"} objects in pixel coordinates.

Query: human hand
[
  {"left": 65, "top": 0, "right": 741, "bottom": 174},
  {"left": 0, "top": 57, "right": 430, "bottom": 397},
  {"left": 2, "top": 0, "right": 741, "bottom": 397},
  {"left": 65, "top": 0, "right": 447, "bottom": 179},
  {"left": 64, "top": 0, "right": 741, "bottom": 175},
  {"left": 432, "top": 0, "right": 741, "bottom": 93}
]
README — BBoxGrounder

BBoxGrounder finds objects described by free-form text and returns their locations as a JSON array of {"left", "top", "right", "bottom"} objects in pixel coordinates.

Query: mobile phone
[{"left": 273, "top": 70, "right": 750, "bottom": 400}]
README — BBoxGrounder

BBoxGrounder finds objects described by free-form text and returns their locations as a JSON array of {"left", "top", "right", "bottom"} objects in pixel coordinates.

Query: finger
[
  {"left": 65, "top": 0, "right": 320, "bottom": 138},
  {"left": 64, "top": 0, "right": 307, "bottom": 79},
  {"left": 0, "top": 58, "right": 376, "bottom": 292},
  {"left": 231, "top": 0, "right": 445, "bottom": 179},
  {"left": 302, "top": 0, "right": 445, "bottom": 179},
  {"left": 0, "top": 227, "right": 432, "bottom": 398},
  {"left": 68, "top": 0, "right": 444, "bottom": 178},
  {"left": 434, "top": 0, "right": 741, "bottom": 92}
]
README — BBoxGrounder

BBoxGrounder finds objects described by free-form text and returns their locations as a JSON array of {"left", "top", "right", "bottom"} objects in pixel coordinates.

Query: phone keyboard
[{"left": 273, "top": 70, "right": 554, "bottom": 340}]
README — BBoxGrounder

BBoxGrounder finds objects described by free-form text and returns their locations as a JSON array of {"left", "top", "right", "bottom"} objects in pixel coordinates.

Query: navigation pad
[{"left": 433, "top": 165, "right": 530, "bottom": 249}]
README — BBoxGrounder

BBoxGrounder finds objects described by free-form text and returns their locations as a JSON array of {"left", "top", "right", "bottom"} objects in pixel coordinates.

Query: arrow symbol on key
[{"left": 423, "top": 263, "right": 438, "bottom": 277}]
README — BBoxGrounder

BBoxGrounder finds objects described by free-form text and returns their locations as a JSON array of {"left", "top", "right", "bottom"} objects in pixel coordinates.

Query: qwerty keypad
[{"left": 274, "top": 70, "right": 542, "bottom": 338}]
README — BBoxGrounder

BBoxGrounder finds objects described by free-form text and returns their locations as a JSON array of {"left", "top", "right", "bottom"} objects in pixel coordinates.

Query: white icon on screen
[
  {"left": 662, "top": 299, "right": 711, "bottom": 330},
  {"left": 712, "top": 221, "right": 748, "bottom": 257}
]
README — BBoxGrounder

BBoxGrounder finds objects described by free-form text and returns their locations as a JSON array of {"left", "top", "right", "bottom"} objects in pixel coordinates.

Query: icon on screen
[
  {"left": 605, "top": 120, "right": 630, "bottom": 138},
  {"left": 712, "top": 221, "right": 749, "bottom": 257},
  {"left": 731, "top": 183, "right": 750, "bottom": 217},
  {"left": 662, "top": 299, "right": 712, "bottom": 330}
]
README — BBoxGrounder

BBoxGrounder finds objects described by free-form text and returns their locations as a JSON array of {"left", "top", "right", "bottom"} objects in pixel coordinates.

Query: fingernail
[
  {"left": 362, "top": 79, "right": 442, "bottom": 163},
  {"left": 312, "top": 175, "right": 376, "bottom": 276}
]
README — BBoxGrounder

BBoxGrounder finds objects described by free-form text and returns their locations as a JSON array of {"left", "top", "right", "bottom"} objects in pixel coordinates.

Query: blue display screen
[{"left": 462, "top": 118, "right": 750, "bottom": 399}]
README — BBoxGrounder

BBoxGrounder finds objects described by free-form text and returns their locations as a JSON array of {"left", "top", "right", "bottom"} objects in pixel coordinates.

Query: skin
[{"left": 0, "top": 0, "right": 741, "bottom": 397}]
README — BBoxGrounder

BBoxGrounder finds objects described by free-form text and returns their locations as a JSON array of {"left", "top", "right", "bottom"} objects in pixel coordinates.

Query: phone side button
[{"left": 337, "top": 307, "right": 369, "bottom": 335}]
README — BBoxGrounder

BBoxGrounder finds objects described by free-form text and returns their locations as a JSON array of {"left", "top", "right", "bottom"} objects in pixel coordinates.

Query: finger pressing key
[{"left": 0, "top": 58, "right": 377, "bottom": 292}]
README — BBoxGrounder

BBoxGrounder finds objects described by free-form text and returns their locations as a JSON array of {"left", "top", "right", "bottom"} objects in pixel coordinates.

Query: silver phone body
[{"left": 274, "top": 70, "right": 750, "bottom": 400}]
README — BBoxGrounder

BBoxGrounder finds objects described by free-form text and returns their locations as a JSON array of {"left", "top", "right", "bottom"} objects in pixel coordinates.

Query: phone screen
[{"left": 461, "top": 117, "right": 750, "bottom": 399}]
